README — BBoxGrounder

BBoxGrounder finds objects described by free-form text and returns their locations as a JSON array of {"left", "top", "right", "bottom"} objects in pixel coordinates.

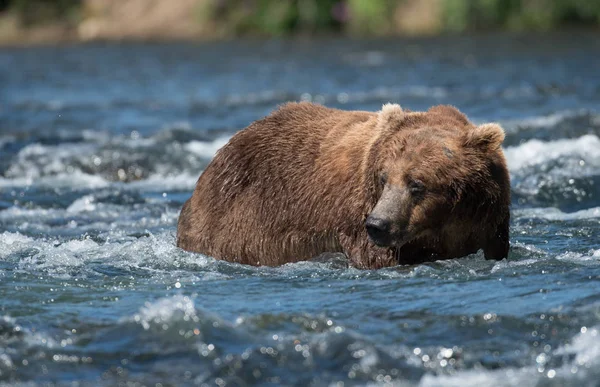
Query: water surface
[{"left": 1, "top": 33, "right": 600, "bottom": 386}]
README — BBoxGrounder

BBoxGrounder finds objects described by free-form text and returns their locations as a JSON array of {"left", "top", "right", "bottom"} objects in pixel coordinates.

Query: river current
[{"left": 1, "top": 33, "right": 600, "bottom": 385}]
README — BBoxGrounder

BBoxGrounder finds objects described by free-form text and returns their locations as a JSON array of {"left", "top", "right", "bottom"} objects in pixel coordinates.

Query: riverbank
[{"left": 1, "top": 0, "right": 599, "bottom": 46}]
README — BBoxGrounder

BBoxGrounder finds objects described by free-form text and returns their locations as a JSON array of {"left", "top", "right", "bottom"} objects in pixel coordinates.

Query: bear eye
[
  {"left": 408, "top": 179, "right": 425, "bottom": 194},
  {"left": 379, "top": 172, "right": 388, "bottom": 186}
]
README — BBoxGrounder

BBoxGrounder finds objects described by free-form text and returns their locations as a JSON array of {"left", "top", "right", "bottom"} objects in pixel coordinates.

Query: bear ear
[
  {"left": 377, "top": 103, "right": 405, "bottom": 131},
  {"left": 463, "top": 123, "right": 505, "bottom": 151}
]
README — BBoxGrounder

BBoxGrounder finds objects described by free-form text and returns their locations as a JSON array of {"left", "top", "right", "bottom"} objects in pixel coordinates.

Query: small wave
[
  {"left": 125, "top": 172, "right": 200, "bottom": 191},
  {"left": 66, "top": 194, "right": 97, "bottom": 213},
  {"left": 184, "top": 137, "right": 229, "bottom": 157},
  {"left": 8, "top": 234, "right": 101, "bottom": 277},
  {"left": 507, "top": 109, "right": 589, "bottom": 130},
  {"left": 555, "top": 326, "right": 600, "bottom": 367},
  {"left": 420, "top": 322, "right": 600, "bottom": 386},
  {"left": 543, "top": 325, "right": 600, "bottom": 384},
  {"left": 502, "top": 109, "right": 600, "bottom": 146},
  {"left": 0, "top": 229, "right": 511, "bottom": 283},
  {"left": 419, "top": 366, "right": 540, "bottom": 387},
  {"left": 556, "top": 249, "right": 600, "bottom": 263},
  {"left": 0, "top": 314, "right": 58, "bottom": 369},
  {"left": 0, "top": 127, "right": 228, "bottom": 189},
  {"left": 130, "top": 295, "right": 229, "bottom": 334},
  {"left": 505, "top": 134, "right": 600, "bottom": 173},
  {"left": 505, "top": 135, "right": 600, "bottom": 210},
  {"left": 0, "top": 170, "right": 109, "bottom": 189},
  {"left": 0, "top": 197, "right": 171, "bottom": 236},
  {"left": 0, "top": 231, "right": 37, "bottom": 258},
  {"left": 513, "top": 207, "right": 600, "bottom": 221},
  {"left": 0, "top": 135, "right": 16, "bottom": 149},
  {"left": 113, "top": 296, "right": 425, "bottom": 385},
  {"left": 0, "top": 230, "right": 227, "bottom": 281}
]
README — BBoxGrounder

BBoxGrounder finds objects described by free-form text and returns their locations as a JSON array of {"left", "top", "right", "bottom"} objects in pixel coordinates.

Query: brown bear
[{"left": 177, "top": 102, "right": 510, "bottom": 269}]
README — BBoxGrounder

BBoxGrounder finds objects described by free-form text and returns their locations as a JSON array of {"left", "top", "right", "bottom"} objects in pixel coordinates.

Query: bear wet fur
[{"left": 177, "top": 102, "right": 510, "bottom": 269}]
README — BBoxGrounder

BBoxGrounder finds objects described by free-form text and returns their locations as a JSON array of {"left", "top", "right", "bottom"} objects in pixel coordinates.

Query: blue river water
[{"left": 1, "top": 33, "right": 600, "bottom": 386}]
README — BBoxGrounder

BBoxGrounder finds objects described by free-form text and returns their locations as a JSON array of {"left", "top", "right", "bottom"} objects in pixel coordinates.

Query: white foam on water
[
  {"left": 66, "top": 194, "right": 97, "bottom": 213},
  {"left": 490, "top": 242, "right": 548, "bottom": 273},
  {"left": 0, "top": 315, "right": 16, "bottom": 368},
  {"left": 514, "top": 207, "right": 600, "bottom": 221},
  {"left": 0, "top": 231, "right": 100, "bottom": 270},
  {"left": 491, "top": 258, "right": 543, "bottom": 274},
  {"left": 421, "top": 320, "right": 600, "bottom": 386},
  {"left": 126, "top": 171, "right": 199, "bottom": 191},
  {"left": 132, "top": 295, "right": 199, "bottom": 330},
  {"left": 0, "top": 170, "right": 110, "bottom": 189},
  {"left": 555, "top": 326, "right": 600, "bottom": 367},
  {"left": 504, "top": 134, "right": 600, "bottom": 173},
  {"left": 1, "top": 139, "right": 109, "bottom": 187},
  {"left": 543, "top": 325, "right": 600, "bottom": 383},
  {"left": 419, "top": 367, "right": 540, "bottom": 387},
  {"left": 0, "top": 134, "right": 229, "bottom": 190},
  {"left": 0, "top": 314, "right": 57, "bottom": 354},
  {"left": 0, "top": 231, "right": 34, "bottom": 246},
  {"left": 0, "top": 232, "right": 36, "bottom": 258},
  {"left": 15, "top": 237, "right": 100, "bottom": 274},
  {"left": 0, "top": 205, "right": 109, "bottom": 225},
  {"left": 0, "top": 229, "right": 218, "bottom": 280},
  {"left": 503, "top": 109, "right": 588, "bottom": 131},
  {"left": 184, "top": 137, "right": 230, "bottom": 158},
  {"left": 556, "top": 248, "right": 600, "bottom": 263},
  {"left": 5, "top": 143, "right": 96, "bottom": 178},
  {"left": 59, "top": 238, "right": 100, "bottom": 253}
]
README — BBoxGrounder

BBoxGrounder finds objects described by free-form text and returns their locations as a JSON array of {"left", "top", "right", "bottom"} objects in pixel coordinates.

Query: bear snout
[{"left": 365, "top": 216, "right": 393, "bottom": 246}]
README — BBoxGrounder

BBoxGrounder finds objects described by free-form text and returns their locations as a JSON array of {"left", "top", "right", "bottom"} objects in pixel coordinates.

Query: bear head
[{"left": 365, "top": 104, "right": 507, "bottom": 249}]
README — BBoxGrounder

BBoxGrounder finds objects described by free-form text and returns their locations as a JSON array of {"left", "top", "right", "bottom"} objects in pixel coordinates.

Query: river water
[{"left": 1, "top": 33, "right": 600, "bottom": 386}]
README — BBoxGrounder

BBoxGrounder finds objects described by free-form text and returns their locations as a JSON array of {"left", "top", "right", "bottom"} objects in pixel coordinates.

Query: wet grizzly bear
[{"left": 177, "top": 102, "right": 510, "bottom": 269}]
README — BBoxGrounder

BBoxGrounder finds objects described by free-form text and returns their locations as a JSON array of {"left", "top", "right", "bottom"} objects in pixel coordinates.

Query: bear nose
[{"left": 365, "top": 216, "right": 392, "bottom": 245}]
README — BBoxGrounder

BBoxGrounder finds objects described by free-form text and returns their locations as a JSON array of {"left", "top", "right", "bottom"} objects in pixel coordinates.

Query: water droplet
[
  {"left": 536, "top": 353, "right": 547, "bottom": 364},
  {"left": 337, "top": 93, "right": 349, "bottom": 103},
  {"left": 440, "top": 348, "right": 453, "bottom": 358},
  {"left": 300, "top": 93, "right": 312, "bottom": 101}
]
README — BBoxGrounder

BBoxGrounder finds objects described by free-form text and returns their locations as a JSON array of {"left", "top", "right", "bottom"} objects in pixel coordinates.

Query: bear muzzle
[
  {"left": 365, "top": 215, "right": 410, "bottom": 248},
  {"left": 366, "top": 185, "right": 413, "bottom": 248},
  {"left": 365, "top": 215, "right": 392, "bottom": 246}
]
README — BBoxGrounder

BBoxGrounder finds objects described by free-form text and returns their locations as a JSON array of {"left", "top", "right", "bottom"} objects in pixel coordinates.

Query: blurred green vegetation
[
  {"left": 202, "top": 0, "right": 400, "bottom": 36},
  {"left": 0, "top": 0, "right": 599, "bottom": 38},
  {"left": 0, "top": 0, "right": 81, "bottom": 26},
  {"left": 443, "top": 0, "right": 600, "bottom": 32},
  {"left": 201, "top": 0, "right": 600, "bottom": 36},
  {"left": 203, "top": 0, "right": 346, "bottom": 36}
]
